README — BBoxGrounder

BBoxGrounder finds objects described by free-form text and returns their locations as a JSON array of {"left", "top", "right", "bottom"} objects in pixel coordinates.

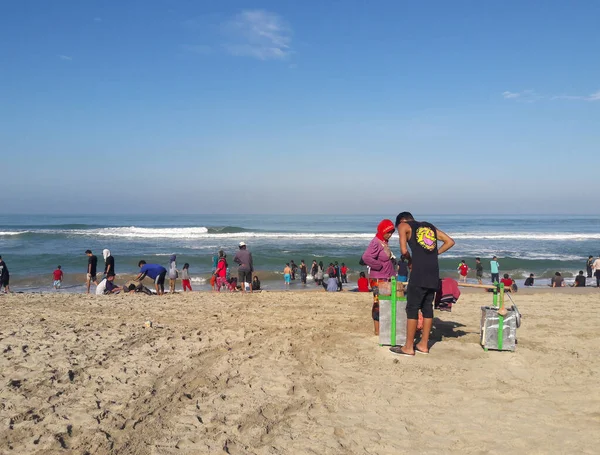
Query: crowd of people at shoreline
[
  {"left": 1, "top": 241, "right": 600, "bottom": 296},
  {"left": 453, "top": 255, "right": 600, "bottom": 288}
]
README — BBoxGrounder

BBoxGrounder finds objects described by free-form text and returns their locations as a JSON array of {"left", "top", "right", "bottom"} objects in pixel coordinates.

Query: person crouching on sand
[
  {"left": 135, "top": 261, "right": 167, "bottom": 295},
  {"left": 361, "top": 219, "right": 397, "bottom": 336}
]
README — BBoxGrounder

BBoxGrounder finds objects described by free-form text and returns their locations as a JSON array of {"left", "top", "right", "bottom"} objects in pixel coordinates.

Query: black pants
[
  {"left": 341, "top": 274, "right": 347, "bottom": 283},
  {"left": 300, "top": 272, "right": 307, "bottom": 284},
  {"left": 491, "top": 273, "right": 499, "bottom": 283},
  {"left": 587, "top": 266, "right": 593, "bottom": 278}
]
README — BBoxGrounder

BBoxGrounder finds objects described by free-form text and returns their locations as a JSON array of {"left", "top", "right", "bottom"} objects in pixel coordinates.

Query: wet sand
[{"left": 1, "top": 288, "right": 599, "bottom": 454}]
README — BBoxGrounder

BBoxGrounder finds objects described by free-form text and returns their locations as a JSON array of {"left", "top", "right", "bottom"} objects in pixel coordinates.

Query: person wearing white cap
[{"left": 234, "top": 242, "right": 254, "bottom": 293}]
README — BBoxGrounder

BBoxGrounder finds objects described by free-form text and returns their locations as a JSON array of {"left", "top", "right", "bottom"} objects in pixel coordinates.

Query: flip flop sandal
[
  {"left": 389, "top": 346, "right": 415, "bottom": 356},
  {"left": 415, "top": 347, "right": 429, "bottom": 355}
]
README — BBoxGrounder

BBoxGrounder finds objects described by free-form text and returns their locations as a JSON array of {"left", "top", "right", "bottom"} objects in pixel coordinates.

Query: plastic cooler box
[
  {"left": 377, "top": 278, "right": 407, "bottom": 347},
  {"left": 480, "top": 306, "right": 518, "bottom": 351}
]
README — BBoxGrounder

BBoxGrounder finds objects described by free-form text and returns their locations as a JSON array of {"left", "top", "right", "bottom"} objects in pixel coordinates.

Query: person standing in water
[
  {"left": 587, "top": 256, "right": 594, "bottom": 278},
  {"left": 457, "top": 260, "right": 469, "bottom": 283},
  {"left": 283, "top": 263, "right": 292, "bottom": 289},
  {"left": 300, "top": 260, "right": 308, "bottom": 285},
  {"left": 391, "top": 212, "right": 455, "bottom": 356},
  {"left": 85, "top": 250, "right": 98, "bottom": 294},
  {"left": 168, "top": 254, "right": 178, "bottom": 293},
  {"left": 340, "top": 263, "right": 348, "bottom": 284},
  {"left": 53, "top": 265, "right": 63, "bottom": 290},
  {"left": 316, "top": 261, "right": 324, "bottom": 286},
  {"left": 475, "top": 257, "right": 483, "bottom": 285},
  {"left": 290, "top": 260, "right": 298, "bottom": 281},
  {"left": 103, "top": 249, "right": 115, "bottom": 277},
  {"left": 0, "top": 256, "right": 10, "bottom": 293},
  {"left": 181, "top": 263, "right": 192, "bottom": 292},
  {"left": 490, "top": 256, "right": 500, "bottom": 284},
  {"left": 310, "top": 260, "right": 318, "bottom": 281},
  {"left": 593, "top": 255, "right": 600, "bottom": 287},
  {"left": 234, "top": 242, "right": 254, "bottom": 293}
]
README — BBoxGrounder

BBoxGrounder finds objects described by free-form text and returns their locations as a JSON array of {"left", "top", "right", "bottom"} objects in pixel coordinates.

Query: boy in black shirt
[
  {"left": 475, "top": 257, "right": 483, "bottom": 284},
  {"left": 524, "top": 274, "right": 535, "bottom": 286},
  {"left": 572, "top": 271, "right": 586, "bottom": 287}
]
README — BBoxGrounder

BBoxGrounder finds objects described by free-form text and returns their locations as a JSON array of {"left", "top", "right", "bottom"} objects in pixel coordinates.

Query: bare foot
[{"left": 415, "top": 342, "right": 429, "bottom": 354}]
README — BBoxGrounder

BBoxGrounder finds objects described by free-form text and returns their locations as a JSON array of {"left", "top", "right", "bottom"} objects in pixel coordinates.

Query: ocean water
[{"left": 0, "top": 214, "right": 598, "bottom": 292}]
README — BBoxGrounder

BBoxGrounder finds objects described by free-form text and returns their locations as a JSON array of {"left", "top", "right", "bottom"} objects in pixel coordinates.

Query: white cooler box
[{"left": 480, "top": 306, "right": 520, "bottom": 351}]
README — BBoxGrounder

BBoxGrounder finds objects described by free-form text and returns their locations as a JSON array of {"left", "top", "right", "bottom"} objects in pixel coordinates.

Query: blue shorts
[
  {"left": 284, "top": 273, "right": 291, "bottom": 283},
  {"left": 397, "top": 275, "right": 408, "bottom": 283}
]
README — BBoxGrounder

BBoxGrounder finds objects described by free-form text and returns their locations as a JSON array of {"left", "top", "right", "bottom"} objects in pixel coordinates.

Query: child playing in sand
[
  {"left": 283, "top": 263, "right": 292, "bottom": 289},
  {"left": 181, "top": 263, "right": 192, "bottom": 292},
  {"left": 53, "top": 265, "right": 63, "bottom": 290}
]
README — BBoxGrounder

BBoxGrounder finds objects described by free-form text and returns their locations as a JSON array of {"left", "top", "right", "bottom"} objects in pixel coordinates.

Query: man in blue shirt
[
  {"left": 135, "top": 260, "right": 167, "bottom": 295},
  {"left": 490, "top": 256, "right": 500, "bottom": 284}
]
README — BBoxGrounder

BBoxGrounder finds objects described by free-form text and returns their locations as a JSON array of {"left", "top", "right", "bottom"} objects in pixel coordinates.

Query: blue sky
[{"left": 1, "top": 0, "right": 599, "bottom": 214}]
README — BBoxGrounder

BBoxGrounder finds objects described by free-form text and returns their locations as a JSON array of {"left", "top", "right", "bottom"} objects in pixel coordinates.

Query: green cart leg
[
  {"left": 390, "top": 277, "right": 397, "bottom": 346},
  {"left": 497, "top": 283, "right": 505, "bottom": 350}
]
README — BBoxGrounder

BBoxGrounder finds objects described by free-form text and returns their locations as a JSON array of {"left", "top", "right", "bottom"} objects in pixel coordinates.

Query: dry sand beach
[{"left": 1, "top": 289, "right": 599, "bottom": 454}]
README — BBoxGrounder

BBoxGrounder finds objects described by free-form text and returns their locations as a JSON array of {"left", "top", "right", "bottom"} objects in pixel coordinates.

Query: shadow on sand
[{"left": 429, "top": 317, "right": 474, "bottom": 343}]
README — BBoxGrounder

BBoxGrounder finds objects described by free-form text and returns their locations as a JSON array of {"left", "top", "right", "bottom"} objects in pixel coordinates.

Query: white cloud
[
  {"left": 58, "top": 55, "right": 72, "bottom": 61},
  {"left": 587, "top": 91, "right": 600, "bottom": 101},
  {"left": 502, "top": 91, "right": 520, "bottom": 99},
  {"left": 222, "top": 10, "right": 292, "bottom": 60},
  {"left": 505, "top": 89, "right": 600, "bottom": 102}
]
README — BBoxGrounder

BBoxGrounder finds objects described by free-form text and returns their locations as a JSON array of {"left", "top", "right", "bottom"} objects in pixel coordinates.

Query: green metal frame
[
  {"left": 378, "top": 277, "right": 407, "bottom": 346},
  {"left": 484, "top": 281, "right": 506, "bottom": 351}
]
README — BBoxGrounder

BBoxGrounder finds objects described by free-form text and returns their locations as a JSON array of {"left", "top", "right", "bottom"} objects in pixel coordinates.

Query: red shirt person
[
  {"left": 500, "top": 274, "right": 514, "bottom": 288},
  {"left": 357, "top": 272, "right": 369, "bottom": 292},
  {"left": 458, "top": 260, "right": 469, "bottom": 282},
  {"left": 53, "top": 268, "right": 63, "bottom": 281}
]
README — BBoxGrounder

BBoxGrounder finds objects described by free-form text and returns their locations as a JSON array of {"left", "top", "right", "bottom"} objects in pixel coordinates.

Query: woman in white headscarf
[{"left": 103, "top": 249, "right": 115, "bottom": 276}]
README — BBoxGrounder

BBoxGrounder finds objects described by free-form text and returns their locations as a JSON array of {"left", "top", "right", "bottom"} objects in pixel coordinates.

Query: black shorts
[
  {"left": 406, "top": 284, "right": 435, "bottom": 320},
  {"left": 238, "top": 271, "right": 252, "bottom": 284},
  {"left": 155, "top": 270, "right": 166, "bottom": 287},
  {"left": 1, "top": 276, "right": 8, "bottom": 286}
]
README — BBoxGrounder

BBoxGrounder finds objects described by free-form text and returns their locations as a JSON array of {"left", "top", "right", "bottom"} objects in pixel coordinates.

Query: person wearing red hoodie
[
  {"left": 213, "top": 251, "right": 229, "bottom": 292},
  {"left": 361, "top": 219, "right": 397, "bottom": 336}
]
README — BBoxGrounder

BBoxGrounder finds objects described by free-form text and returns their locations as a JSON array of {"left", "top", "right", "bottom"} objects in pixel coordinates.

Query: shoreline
[{"left": 3, "top": 281, "right": 598, "bottom": 295}]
